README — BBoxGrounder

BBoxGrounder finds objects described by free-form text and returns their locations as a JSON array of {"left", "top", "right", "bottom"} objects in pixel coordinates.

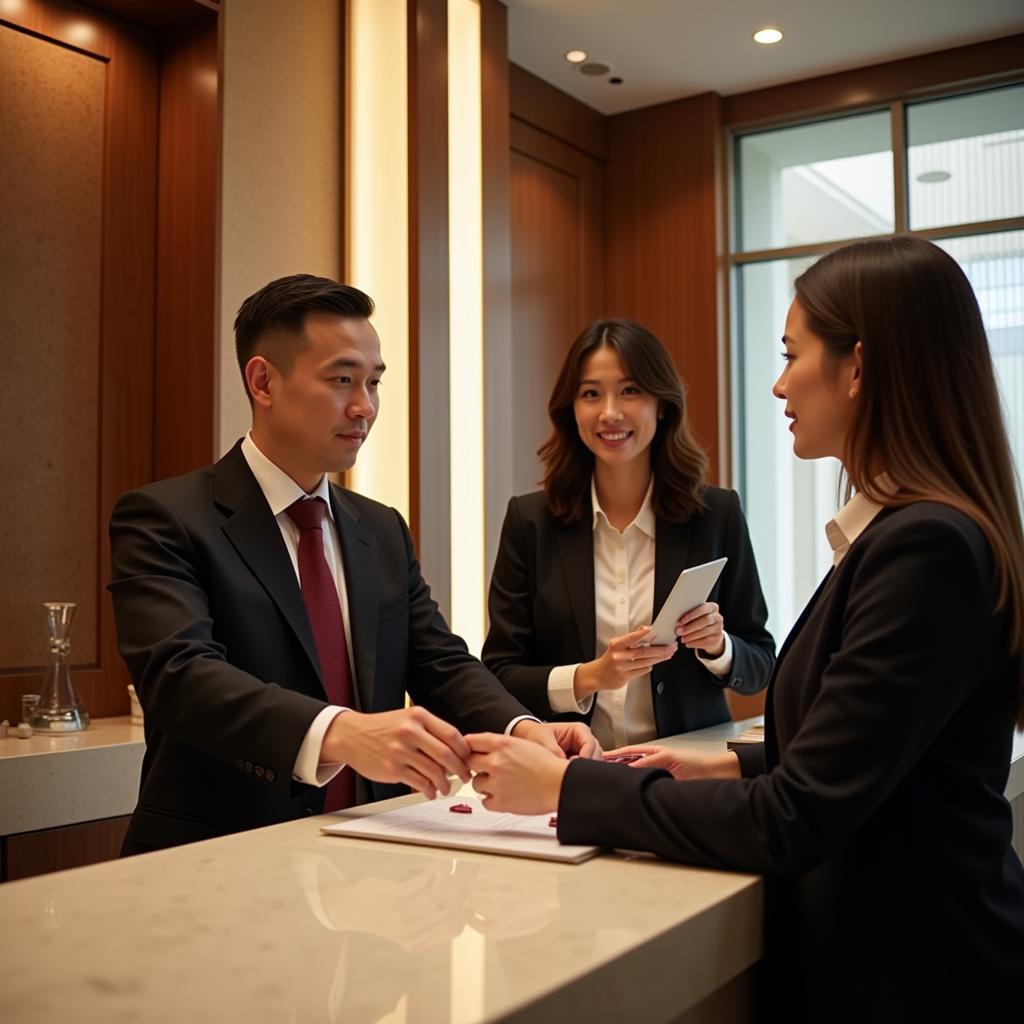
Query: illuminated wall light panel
[
  {"left": 346, "top": 0, "right": 410, "bottom": 522},
  {"left": 447, "top": 0, "right": 485, "bottom": 657}
]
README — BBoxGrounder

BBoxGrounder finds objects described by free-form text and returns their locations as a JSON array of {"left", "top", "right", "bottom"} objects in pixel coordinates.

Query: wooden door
[
  {"left": 509, "top": 118, "right": 605, "bottom": 495},
  {"left": 0, "top": 1, "right": 159, "bottom": 722}
]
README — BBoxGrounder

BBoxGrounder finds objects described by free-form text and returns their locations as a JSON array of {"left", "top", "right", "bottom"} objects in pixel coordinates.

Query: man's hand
[
  {"left": 510, "top": 719, "right": 603, "bottom": 759},
  {"left": 466, "top": 733, "right": 568, "bottom": 814},
  {"left": 321, "top": 707, "right": 471, "bottom": 799}
]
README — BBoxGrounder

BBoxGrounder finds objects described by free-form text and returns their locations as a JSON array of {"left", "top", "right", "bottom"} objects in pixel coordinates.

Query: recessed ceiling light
[
  {"left": 565, "top": 50, "right": 587, "bottom": 63},
  {"left": 753, "top": 27, "right": 783, "bottom": 45},
  {"left": 916, "top": 170, "right": 951, "bottom": 184}
]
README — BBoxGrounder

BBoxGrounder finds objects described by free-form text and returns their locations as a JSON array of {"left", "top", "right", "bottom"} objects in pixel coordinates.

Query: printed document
[{"left": 321, "top": 796, "right": 602, "bottom": 864}]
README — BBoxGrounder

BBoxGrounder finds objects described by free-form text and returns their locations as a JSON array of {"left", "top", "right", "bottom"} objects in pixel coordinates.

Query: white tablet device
[{"left": 643, "top": 557, "right": 728, "bottom": 646}]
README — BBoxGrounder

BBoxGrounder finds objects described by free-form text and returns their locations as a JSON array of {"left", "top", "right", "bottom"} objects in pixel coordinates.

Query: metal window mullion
[
  {"left": 891, "top": 100, "right": 908, "bottom": 233},
  {"left": 728, "top": 216, "right": 1024, "bottom": 266}
]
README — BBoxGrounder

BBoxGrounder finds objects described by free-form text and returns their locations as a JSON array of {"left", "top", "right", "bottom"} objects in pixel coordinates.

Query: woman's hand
[
  {"left": 574, "top": 626, "right": 676, "bottom": 699},
  {"left": 604, "top": 744, "right": 741, "bottom": 781},
  {"left": 675, "top": 602, "right": 726, "bottom": 657},
  {"left": 465, "top": 733, "right": 569, "bottom": 815}
]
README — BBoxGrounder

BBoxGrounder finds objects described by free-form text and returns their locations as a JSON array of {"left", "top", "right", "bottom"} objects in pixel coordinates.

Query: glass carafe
[{"left": 31, "top": 602, "right": 89, "bottom": 732}]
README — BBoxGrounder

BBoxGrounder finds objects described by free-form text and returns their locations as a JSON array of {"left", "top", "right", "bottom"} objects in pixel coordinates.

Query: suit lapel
[
  {"left": 652, "top": 516, "right": 692, "bottom": 622},
  {"left": 556, "top": 518, "right": 597, "bottom": 661},
  {"left": 651, "top": 517, "right": 692, "bottom": 685},
  {"left": 330, "top": 486, "right": 377, "bottom": 713},
  {"left": 772, "top": 565, "right": 836, "bottom": 674},
  {"left": 214, "top": 443, "right": 322, "bottom": 685}
]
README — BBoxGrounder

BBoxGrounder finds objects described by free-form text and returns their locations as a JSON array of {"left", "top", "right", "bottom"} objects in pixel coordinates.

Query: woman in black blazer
[
  {"left": 482, "top": 319, "right": 775, "bottom": 748},
  {"left": 467, "top": 237, "right": 1024, "bottom": 1020}
]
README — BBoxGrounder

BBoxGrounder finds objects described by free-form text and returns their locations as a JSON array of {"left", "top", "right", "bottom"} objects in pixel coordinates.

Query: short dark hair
[
  {"left": 539, "top": 318, "right": 708, "bottom": 526},
  {"left": 234, "top": 274, "right": 374, "bottom": 391}
]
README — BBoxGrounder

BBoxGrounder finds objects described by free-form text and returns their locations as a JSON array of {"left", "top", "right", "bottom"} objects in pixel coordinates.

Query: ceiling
[{"left": 505, "top": 0, "right": 1024, "bottom": 115}]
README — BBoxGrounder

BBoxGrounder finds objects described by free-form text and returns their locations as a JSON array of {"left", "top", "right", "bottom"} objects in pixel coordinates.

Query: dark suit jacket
[
  {"left": 482, "top": 486, "right": 775, "bottom": 736},
  {"left": 109, "top": 441, "right": 530, "bottom": 854},
  {"left": 558, "top": 502, "right": 1024, "bottom": 1020}
]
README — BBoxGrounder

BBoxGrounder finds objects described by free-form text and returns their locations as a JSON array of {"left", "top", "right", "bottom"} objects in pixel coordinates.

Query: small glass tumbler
[{"left": 21, "top": 693, "right": 40, "bottom": 725}]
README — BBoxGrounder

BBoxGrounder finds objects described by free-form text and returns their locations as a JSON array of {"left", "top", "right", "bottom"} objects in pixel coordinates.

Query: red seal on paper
[{"left": 450, "top": 803, "right": 473, "bottom": 814}]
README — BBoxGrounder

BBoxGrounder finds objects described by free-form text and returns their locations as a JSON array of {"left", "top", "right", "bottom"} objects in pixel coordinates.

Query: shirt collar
[
  {"left": 240, "top": 433, "right": 334, "bottom": 520},
  {"left": 825, "top": 489, "right": 884, "bottom": 566},
  {"left": 591, "top": 476, "right": 656, "bottom": 539}
]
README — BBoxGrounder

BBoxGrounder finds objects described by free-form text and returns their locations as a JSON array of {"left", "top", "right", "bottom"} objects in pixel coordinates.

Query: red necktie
[{"left": 286, "top": 497, "right": 356, "bottom": 810}]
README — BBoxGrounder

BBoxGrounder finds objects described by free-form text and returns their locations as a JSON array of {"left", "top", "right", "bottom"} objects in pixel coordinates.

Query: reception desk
[
  {"left": 1, "top": 717, "right": 1021, "bottom": 1024},
  {"left": 0, "top": 719, "right": 765, "bottom": 1024}
]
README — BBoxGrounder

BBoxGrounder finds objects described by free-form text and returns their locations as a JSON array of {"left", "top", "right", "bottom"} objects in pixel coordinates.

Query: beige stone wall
[{"left": 217, "top": 0, "right": 342, "bottom": 455}]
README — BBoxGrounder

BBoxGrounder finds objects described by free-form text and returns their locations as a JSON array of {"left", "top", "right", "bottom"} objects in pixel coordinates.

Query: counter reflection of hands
[
  {"left": 296, "top": 850, "right": 468, "bottom": 952},
  {"left": 511, "top": 719, "right": 603, "bottom": 760},
  {"left": 603, "top": 744, "right": 741, "bottom": 780},
  {"left": 467, "top": 863, "right": 561, "bottom": 940},
  {"left": 573, "top": 626, "right": 676, "bottom": 698},
  {"left": 465, "top": 734, "right": 568, "bottom": 815}
]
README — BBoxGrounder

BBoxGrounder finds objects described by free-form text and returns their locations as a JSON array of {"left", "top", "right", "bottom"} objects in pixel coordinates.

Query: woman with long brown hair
[
  {"left": 482, "top": 318, "right": 775, "bottom": 750},
  {"left": 468, "top": 237, "right": 1024, "bottom": 1020}
]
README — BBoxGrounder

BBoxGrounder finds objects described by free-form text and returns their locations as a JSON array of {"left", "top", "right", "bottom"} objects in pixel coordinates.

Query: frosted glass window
[
  {"left": 937, "top": 231, "right": 1024, "bottom": 486},
  {"left": 734, "top": 258, "right": 840, "bottom": 642},
  {"left": 908, "top": 85, "right": 1024, "bottom": 231},
  {"left": 737, "top": 111, "right": 893, "bottom": 252}
]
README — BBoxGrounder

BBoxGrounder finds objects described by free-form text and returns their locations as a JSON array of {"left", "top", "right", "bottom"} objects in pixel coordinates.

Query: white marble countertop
[
  {"left": 0, "top": 720, "right": 764, "bottom": 1024},
  {"left": 0, "top": 717, "right": 144, "bottom": 834}
]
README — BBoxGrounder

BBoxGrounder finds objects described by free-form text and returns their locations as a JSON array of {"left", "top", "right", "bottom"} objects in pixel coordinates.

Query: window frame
[{"left": 726, "top": 78, "right": 1024, "bottom": 498}]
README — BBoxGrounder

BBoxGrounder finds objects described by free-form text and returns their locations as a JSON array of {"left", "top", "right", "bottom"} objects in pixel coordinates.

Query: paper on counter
[{"left": 321, "top": 796, "right": 602, "bottom": 864}]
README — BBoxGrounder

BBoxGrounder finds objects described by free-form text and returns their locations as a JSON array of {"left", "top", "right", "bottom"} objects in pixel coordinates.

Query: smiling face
[
  {"left": 773, "top": 299, "right": 860, "bottom": 461},
  {"left": 247, "top": 312, "right": 384, "bottom": 489},
  {"left": 572, "top": 345, "right": 659, "bottom": 472}
]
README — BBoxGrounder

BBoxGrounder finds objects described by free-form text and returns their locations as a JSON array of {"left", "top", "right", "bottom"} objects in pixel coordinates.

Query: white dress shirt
[
  {"left": 241, "top": 434, "right": 535, "bottom": 788},
  {"left": 241, "top": 434, "right": 351, "bottom": 786},
  {"left": 546, "top": 478, "right": 733, "bottom": 750},
  {"left": 826, "top": 488, "right": 885, "bottom": 566}
]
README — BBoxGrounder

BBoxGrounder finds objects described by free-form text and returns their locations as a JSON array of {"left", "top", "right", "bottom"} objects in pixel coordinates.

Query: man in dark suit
[{"left": 109, "top": 274, "right": 596, "bottom": 854}]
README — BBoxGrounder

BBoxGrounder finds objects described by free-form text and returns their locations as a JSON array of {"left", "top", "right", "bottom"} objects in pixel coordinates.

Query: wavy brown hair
[
  {"left": 539, "top": 318, "right": 708, "bottom": 526},
  {"left": 794, "top": 235, "right": 1024, "bottom": 727}
]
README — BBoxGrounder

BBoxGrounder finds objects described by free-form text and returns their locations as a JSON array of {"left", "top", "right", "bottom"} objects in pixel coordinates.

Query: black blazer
[
  {"left": 482, "top": 486, "right": 775, "bottom": 736},
  {"left": 108, "top": 441, "right": 530, "bottom": 854},
  {"left": 558, "top": 502, "right": 1024, "bottom": 1020}
]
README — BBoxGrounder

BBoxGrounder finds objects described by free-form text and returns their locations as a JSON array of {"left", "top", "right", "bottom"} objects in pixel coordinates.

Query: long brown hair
[
  {"left": 539, "top": 318, "right": 708, "bottom": 525},
  {"left": 795, "top": 235, "right": 1024, "bottom": 726}
]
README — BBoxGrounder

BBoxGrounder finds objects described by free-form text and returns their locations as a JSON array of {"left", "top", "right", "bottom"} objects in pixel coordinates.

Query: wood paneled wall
[
  {"left": 407, "top": 0, "right": 451, "bottom": 603},
  {"left": 155, "top": 14, "right": 219, "bottom": 480},
  {"left": 605, "top": 92, "right": 726, "bottom": 484},
  {"left": 0, "top": 0, "right": 219, "bottom": 726},
  {"left": 507, "top": 66, "right": 607, "bottom": 497}
]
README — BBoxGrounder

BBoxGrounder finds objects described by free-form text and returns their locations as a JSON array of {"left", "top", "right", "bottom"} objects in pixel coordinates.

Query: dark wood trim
[
  {"left": 510, "top": 61, "right": 608, "bottom": 162},
  {"left": 723, "top": 33, "right": 1024, "bottom": 130},
  {"left": 406, "top": 0, "right": 451, "bottom": 611},
  {"left": 1, "top": 815, "right": 130, "bottom": 881},
  {"left": 154, "top": 10, "right": 219, "bottom": 478},
  {"left": 891, "top": 100, "right": 908, "bottom": 233},
  {"left": 481, "top": 0, "right": 515, "bottom": 579}
]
